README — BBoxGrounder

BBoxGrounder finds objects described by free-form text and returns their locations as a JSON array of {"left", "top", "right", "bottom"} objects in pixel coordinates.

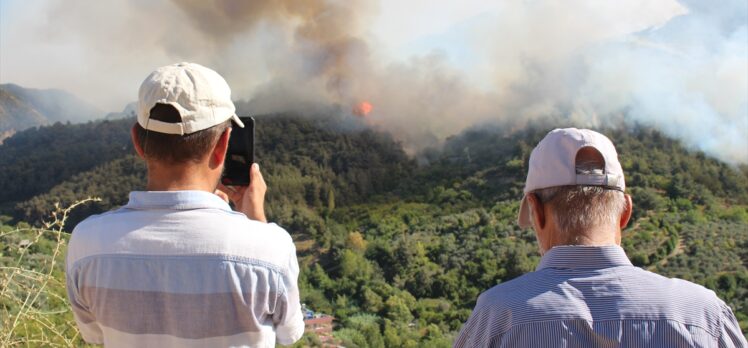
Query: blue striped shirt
[
  {"left": 66, "top": 191, "right": 304, "bottom": 348},
  {"left": 454, "top": 245, "right": 747, "bottom": 348}
]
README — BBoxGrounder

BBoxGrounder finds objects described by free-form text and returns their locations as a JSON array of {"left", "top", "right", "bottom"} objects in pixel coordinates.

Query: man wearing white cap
[
  {"left": 454, "top": 128, "right": 746, "bottom": 347},
  {"left": 66, "top": 63, "right": 304, "bottom": 347}
]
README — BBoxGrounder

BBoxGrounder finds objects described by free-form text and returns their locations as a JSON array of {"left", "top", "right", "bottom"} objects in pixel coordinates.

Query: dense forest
[
  {"left": 0, "top": 118, "right": 133, "bottom": 213},
  {"left": 1, "top": 113, "right": 747, "bottom": 346}
]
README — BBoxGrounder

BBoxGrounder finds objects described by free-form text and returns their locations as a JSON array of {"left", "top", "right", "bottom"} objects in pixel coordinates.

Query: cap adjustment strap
[
  {"left": 575, "top": 173, "right": 624, "bottom": 191},
  {"left": 143, "top": 119, "right": 185, "bottom": 135}
]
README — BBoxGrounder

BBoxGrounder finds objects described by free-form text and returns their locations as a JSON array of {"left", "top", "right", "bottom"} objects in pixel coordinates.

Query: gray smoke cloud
[{"left": 1, "top": 0, "right": 745, "bottom": 162}]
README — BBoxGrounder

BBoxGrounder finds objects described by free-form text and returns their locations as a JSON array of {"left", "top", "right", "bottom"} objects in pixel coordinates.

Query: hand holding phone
[{"left": 217, "top": 163, "right": 267, "bottom": 222}]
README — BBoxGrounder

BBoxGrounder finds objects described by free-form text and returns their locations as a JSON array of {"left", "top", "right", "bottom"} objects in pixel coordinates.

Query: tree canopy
[{"left": 1, "top": 114, "right": 746, "bottom": 345}]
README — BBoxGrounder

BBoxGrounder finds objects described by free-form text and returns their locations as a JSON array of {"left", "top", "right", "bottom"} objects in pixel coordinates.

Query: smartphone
[{"left": 221, "top": 116, "right": 255, "bottom": 186}]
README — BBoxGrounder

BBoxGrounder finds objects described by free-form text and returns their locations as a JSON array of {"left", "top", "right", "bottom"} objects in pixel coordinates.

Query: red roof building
[{"left": 304, "top": 315, "right": 335, "bottom": 344}]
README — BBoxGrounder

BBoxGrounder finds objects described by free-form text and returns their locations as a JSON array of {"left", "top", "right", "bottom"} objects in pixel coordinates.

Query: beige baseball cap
[
  {"left": 517, "top": 128, "right": 626, "bottom": 228},
  {"left": 137, "top": 62, "right": 244, "bottom": 135}
]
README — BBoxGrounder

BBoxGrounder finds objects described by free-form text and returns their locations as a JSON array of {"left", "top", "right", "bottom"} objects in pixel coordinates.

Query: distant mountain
[
  {"left": 0, "top": 87, "right": 47, "bottom": 137},
  {"left": 0, "top": 84, "right": 103, "bottom": 142},
  {"left": 104, "top": 102, "right": 137, "bottom": 121}
]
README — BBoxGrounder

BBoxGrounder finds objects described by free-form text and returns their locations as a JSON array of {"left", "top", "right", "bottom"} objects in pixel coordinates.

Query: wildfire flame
[{"left": 353, "top": 101, "right": 373, "bottom": 117}]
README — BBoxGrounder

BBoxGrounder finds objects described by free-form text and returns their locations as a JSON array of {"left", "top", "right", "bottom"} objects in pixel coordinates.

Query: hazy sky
[{"left": 1, "top": 0, "right": 746, "bottom": 163}]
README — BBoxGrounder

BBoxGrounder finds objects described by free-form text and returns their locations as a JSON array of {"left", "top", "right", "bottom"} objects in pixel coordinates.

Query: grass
[{"left": 0, "top": 199, "right": 99, "bottom": 347}]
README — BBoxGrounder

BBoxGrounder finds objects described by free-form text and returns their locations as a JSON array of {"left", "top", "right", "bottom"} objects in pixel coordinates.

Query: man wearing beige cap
[
  {"left": 66, "top": 63, "right": 304, "bottom": 347},
  {"left": 454, "top": 128, "right": 746, "bottom": 347}
]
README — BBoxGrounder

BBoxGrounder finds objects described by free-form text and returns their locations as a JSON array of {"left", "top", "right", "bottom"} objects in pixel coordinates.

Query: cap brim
[
  {"left": 517, "top": 195, "right": 532, "bottom": 229},
  {"left": 231, "top": 114, "right": 245, "bottom": 128}
]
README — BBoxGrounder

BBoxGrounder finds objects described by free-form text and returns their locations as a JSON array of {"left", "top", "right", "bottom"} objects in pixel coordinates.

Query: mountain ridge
[{"left": 0, "top": 83, "right": 103, "bottom": 142}]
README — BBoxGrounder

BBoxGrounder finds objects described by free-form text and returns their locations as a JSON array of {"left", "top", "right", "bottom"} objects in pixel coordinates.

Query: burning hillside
[{"left": 2, "top": 0, "right": 746, "bottom": 163}]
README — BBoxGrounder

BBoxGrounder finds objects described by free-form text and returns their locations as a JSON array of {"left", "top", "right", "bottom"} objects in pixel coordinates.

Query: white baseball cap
[
  {"left": 517, "top": 128, "right": 626, "bottom": 228},
  {"left": 137, "top": 62, "right": 244, "bottom": 135}
]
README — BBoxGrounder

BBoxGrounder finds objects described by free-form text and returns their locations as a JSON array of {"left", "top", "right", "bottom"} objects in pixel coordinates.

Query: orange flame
[{"left": 353, "top": 101, "right": 373, "bottom": 117}]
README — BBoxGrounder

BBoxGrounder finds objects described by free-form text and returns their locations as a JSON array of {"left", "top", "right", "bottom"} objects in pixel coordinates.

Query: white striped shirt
[
  {"left": 66, "top": 191, "right": 304, "bottom": 348},
  {"left": 454, "top": 245, "right": 747, "bottom": 348}
]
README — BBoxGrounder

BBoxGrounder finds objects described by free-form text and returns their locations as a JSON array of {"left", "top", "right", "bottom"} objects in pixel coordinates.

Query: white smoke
[
  {"left": 571, "top": 0, "right": 748, "bottom": 163},
  {"left": 1, "top": 0, "right": 745, "bottom": 163}
]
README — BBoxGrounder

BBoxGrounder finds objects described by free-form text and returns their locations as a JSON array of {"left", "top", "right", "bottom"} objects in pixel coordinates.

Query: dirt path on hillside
[{"left": 648, "top": 237, "right": 684, "bottom": 271}]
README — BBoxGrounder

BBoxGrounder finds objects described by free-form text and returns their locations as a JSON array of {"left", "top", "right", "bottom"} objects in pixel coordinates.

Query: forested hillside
[
  {"left": 0, "top": 118, "right": 133, "bottom": 213},
  {"left": 1, "top": 114, "right": 746, "bottom": 346}
]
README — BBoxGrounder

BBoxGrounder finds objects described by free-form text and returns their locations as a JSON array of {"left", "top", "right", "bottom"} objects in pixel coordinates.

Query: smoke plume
[{"left": 1, "top": 0, "right": 746, "bottom": 163}]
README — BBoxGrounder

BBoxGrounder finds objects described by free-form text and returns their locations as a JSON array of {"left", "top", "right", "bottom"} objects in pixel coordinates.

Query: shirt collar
[
  {"left": 536, "top": 245, "right": 633, "bottom": 271},
  {"left": 125, "top": 190, "right": 232, "bottom": 211}
]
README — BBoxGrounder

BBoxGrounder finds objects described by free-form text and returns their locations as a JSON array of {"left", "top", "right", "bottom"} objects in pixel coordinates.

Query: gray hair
[{"left": 532, "top": 162, "right": 627, "bottom": 243}]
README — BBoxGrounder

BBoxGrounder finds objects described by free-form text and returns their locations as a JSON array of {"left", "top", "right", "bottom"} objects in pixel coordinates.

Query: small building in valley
[{"left": 302, "top": 304, "right": 336, "bottom": 345}]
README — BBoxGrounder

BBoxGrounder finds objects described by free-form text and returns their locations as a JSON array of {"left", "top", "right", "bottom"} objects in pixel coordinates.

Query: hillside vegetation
[
  {"left": 1, "top": 114, "right": 747, "bottom": 346},
  {"left": 0, "top": 118, "right": 133, "bottom": 213}
]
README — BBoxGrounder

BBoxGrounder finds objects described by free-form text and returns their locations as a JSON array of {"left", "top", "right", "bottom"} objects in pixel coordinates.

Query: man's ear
[
  {"left": 527, "top": 193, "right": 546, "bottom": 229},
  {"left": 131, "top": 124, "right": 145, "bottom": 159},
  {"left": 620, "top": 194, "right": 633, "bottom": 229},
  {"left": 211, "top": 127, "right": 231, "bottom": 168}
]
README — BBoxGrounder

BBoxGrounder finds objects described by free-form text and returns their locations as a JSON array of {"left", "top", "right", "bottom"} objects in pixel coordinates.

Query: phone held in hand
[{"left": 221, "top": 116, "right": 255, "bottom": 186}]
